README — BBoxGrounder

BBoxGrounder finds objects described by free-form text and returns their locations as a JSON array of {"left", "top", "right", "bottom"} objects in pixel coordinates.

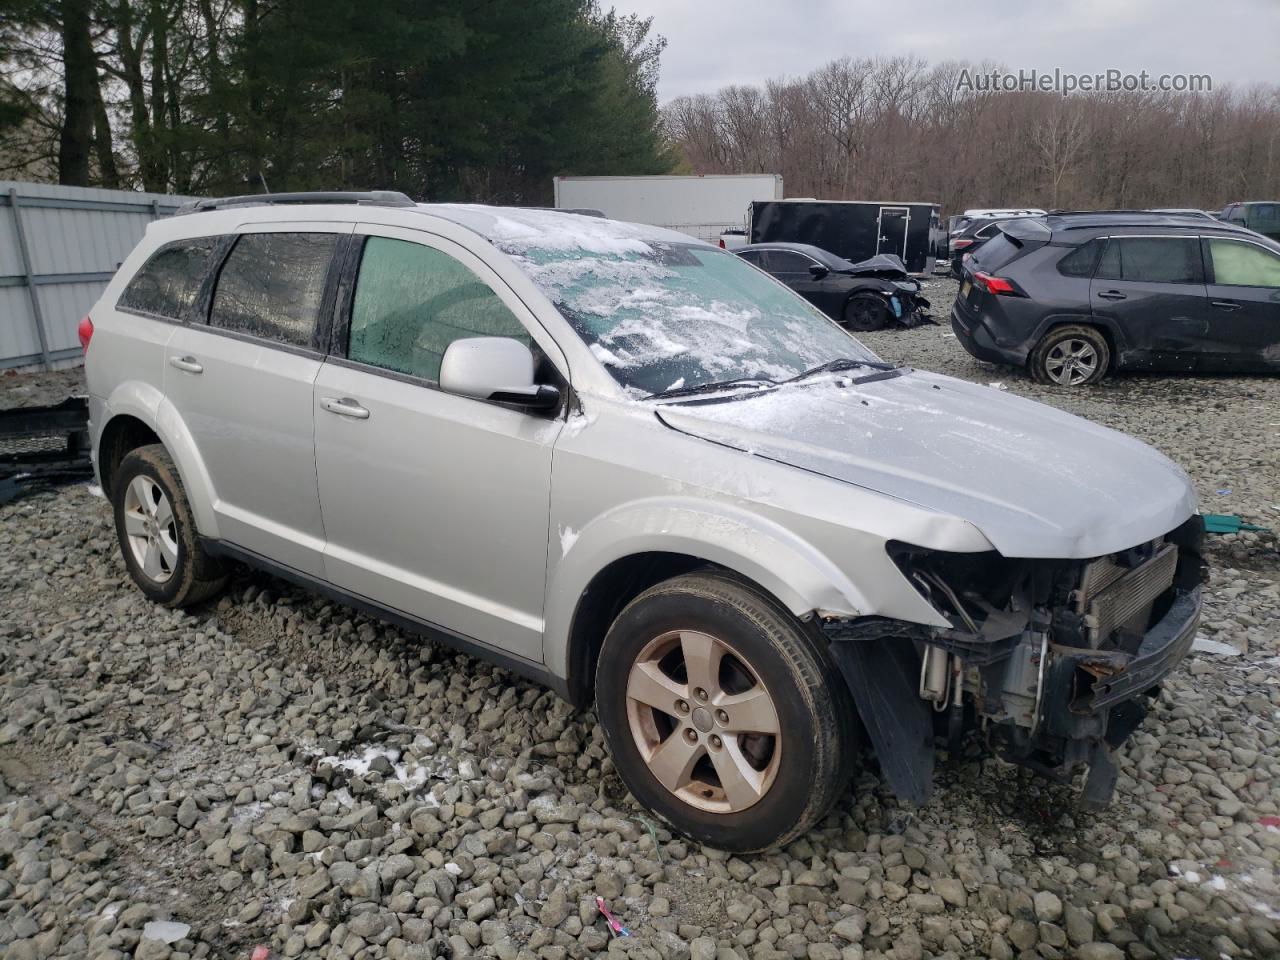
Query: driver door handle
[
  {"left": 321, "top": 397, "right": 370, "bottom": 420},
  {"left": 168, "top": 355, "right": 203, "bottom": 374},
  {"left": 1211, "top": 300, "right": 1241, "bottom": 311},
  {"left": 1096, "top": 290, "right": 1127, "bottom": 301}
]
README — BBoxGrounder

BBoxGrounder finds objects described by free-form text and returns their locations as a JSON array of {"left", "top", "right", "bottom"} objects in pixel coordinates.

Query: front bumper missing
[
  {"left": 824, "top": 582, "right": 1202, "bottom": 809},
  {"left": 1083, "top": 587, "right": 1200, "bottom": 710}
]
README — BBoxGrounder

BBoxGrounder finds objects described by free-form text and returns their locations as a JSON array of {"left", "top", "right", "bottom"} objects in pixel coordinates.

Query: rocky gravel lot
[{"left": 2, "top": 278, "right": 1278, "bottom": 960}]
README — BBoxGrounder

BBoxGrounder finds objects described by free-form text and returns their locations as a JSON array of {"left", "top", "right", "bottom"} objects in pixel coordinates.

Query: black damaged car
[
  {"left": 952, "top": 212, "right": 1280, "bottom": 385},
  {"left": 736, "top": 242, "right": 930, "bottom": 330}
]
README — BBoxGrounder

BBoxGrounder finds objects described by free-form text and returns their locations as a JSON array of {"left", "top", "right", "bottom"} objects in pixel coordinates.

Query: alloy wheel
[
  {"left": 625, "top": 629, "right": 781, "bottom": 813},
  {"left": 1044, "top": 338, "right": 1100, "bottom": 385},
  {"left": 122, "top": 475, "right": 178, "bottom": 584}
]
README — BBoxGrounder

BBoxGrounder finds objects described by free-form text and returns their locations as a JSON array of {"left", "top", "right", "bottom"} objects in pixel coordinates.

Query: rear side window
[
  {"left": 1207, "top": 238, "right": 1280, "bottom": 287},
  {"left": 209, "top": 232, "right": 339, "bottom": 348},
  {"left": 347, "top": 236, "right": 531, "bottom": 383},
  {"left": 1057, "top": 239, "right": 1104, "bottom": 277},
  {"left": 117, "top": 238, "right": 219, "bottom": 319},
  {"left": 1094, "top": 237, "right": 1201, "bottom": 284}
]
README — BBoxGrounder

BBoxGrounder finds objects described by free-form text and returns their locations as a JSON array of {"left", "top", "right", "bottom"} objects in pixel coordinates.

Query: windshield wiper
[
  {"left": 783, "top": 358, "right": 897, "bottom": 384},
  {"left": 645, "top": 377, "right": 777, "bottom": 401}
]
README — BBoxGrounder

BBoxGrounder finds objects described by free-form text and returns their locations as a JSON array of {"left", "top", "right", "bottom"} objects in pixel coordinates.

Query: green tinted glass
[
  {"left": 349, "top": 237, "right": 530, "bottom": 381},
  {"left": 1209, "top": 239, "right": 1280, "bottom": 287}
]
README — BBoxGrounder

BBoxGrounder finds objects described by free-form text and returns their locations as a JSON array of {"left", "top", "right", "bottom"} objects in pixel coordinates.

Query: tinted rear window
[
  {"left": 209, "top": 232, "right": 339, "bottom": 348},
  {"left": 117, "top": 238, "right": 219, "bottom": 319},
  {"left": 969, "top": 233, "right": 1021, "bottom": 272}
]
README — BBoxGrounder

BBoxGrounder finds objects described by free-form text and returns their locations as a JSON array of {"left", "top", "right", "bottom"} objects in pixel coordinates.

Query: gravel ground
[{"left": 2, "top": 280, "right": 1278, "bottom": 960}]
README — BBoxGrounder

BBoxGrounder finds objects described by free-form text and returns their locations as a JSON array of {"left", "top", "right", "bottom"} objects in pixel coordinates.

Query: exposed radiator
[{"left": 1078, "top": 542, "right": 1178, "bottom": 645}]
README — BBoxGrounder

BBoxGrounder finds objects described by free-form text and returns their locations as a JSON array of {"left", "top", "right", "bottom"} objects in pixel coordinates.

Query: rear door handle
[
  {"left": 1096, "top": 290, "right": 1127, "bottom": 301},
  {"left": 1211, "top": 300, "right": 1241, "bottom": 311},
  {"left": 321, "top": 397, "right": 370, "bottom": 420},
  {"left": 168, "top": 355, "right": 203, "bottom": 374}
]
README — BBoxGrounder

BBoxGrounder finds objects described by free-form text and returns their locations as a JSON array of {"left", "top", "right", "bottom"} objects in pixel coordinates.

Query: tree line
[
  {"left": 663, "top": 56, "right": 1280, "bottom": 215},
  {"left": 0, "top": 0, "right": 672, "bottom": 202},
  {"left": 5, "top": 10, "right": 1278, "bottom": 216}
]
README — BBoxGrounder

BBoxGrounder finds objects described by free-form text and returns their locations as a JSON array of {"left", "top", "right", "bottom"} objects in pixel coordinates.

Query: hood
[
  {"left": 657, "top": 371, "right": 1196, "bottom": 559},
  {"left": 844, "top": 253, "right": 909, "bottom": 279}
]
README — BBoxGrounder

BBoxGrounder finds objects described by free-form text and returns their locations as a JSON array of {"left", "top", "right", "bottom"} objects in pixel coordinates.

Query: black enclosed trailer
[{"left": 750, "top": 200, "right": 942, "bottom": 275}]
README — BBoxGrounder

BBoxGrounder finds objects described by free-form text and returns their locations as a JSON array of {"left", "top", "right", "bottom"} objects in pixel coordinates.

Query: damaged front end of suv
[{"left": 824, "top": 515, "right": 1206, "bottom": 809}]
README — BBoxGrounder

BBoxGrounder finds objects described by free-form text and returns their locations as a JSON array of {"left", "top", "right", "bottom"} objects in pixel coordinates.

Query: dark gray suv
[{"left": 951, "top": 212, "right": 1280, "bottom": 385}]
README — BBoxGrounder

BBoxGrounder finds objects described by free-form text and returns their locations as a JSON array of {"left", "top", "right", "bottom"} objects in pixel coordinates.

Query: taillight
[
  {"left": 78, "top": 314, "right": 94, "bottom": 352},
  {"left": 718, "top": 238, "right": 726, "bottom": 249},
  {"left": 973, "top": 272, "right": 1020, "bottom": 296},
  {"left": 951, "top": 238, "right": 974, "bottom": 249}
]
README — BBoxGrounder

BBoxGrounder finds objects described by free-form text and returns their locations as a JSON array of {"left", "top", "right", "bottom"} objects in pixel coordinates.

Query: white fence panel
[{"left": 0, "top": 181, "right": 200, "bottom": 369}]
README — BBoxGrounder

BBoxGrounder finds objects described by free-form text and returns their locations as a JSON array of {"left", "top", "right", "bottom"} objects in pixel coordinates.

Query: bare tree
[
  {"left": 663, "top": 56, "right": 1280, "bottom": 214},
  {"left": 1031, "top": 99, "right": 1088, "bottom": 208}
]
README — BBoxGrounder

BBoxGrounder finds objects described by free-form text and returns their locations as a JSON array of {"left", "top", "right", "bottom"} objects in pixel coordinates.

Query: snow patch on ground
[
  {"left": 142, "top": 920, "right": 190, "bottom": 944},
  {"left": 1192, "top": 635, "right": 1242, "bottom": 657}
]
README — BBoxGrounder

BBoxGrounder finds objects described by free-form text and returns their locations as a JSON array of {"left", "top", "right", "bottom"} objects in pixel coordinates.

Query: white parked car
[
  {"left": 718, "top": 228, "right": 748, "bottom": 250},
  {"left": 949, "top": 208, "right": 1048, "bottom": 237},
  {"left": 82, "top": 192, "right": 1204, "bottom": 850}
]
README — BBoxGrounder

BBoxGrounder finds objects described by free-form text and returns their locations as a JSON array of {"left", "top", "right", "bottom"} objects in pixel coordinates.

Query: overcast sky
[{"left": 615, "top": 0, "right": 1280, "bottom": 104}]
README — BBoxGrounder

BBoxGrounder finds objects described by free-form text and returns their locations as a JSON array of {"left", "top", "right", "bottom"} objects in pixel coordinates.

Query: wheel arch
[
  {"left": 561, "top": 551, "right": 707, "bottom": 708},
  {"left": 547, "top": 498, "right": 876, "bottom": 708},
  {"left": 97, "top": 384, "right": 220, "bottom": 537},
  {"left": 97, "top": 413, "right": 160, "bottom": 501}
]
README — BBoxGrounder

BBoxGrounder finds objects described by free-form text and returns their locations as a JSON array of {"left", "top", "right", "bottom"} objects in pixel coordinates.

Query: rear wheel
[
  {"left": 112, "top": 444, "right": 227, "bottom": 607},
  {"left": 1029, "top": 325, "right": 1111, "bottom": 386},
  {"left": 595, "top": 570, "right": 853, "bottom": 852},
  {"left": 843, "top": 293, "right": 891, "bottom": 331}
]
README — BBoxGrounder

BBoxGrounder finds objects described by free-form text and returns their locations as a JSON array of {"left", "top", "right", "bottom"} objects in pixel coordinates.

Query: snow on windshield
[{"left": 483, "top": 212, "right": 877, "bottom": 396}]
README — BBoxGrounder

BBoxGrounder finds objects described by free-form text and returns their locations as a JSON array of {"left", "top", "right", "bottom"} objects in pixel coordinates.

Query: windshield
[{"left": 498, "top": 238, "right": 878, "bottom": 396}]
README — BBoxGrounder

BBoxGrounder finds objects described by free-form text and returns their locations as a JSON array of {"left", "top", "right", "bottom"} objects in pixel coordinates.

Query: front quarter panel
[{"left": 543, "top": 398, "right": 995, "bottom": 680}]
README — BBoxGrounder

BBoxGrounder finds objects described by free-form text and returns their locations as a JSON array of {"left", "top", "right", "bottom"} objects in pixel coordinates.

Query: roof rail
[{"left": 174, "top": 190, "right": 415, "bottom": 216}]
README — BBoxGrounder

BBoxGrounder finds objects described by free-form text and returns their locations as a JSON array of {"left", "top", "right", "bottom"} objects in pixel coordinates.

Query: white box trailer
[{"left": 552, "top": 174, "right": 783, "bottom": 242}]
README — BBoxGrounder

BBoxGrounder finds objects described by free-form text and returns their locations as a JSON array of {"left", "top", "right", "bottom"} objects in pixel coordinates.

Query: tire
[
  {"left": 1028, "top": 325, "right": 1111, "bottom": 386},
  {"left": 112, "top": 444, "right": 227, "bottom": 608},
  {"left": 843, "top": 293, "right": 891, "bottom": 331},
  {"left": 595, "top": 570, "right": 854, "bottom": 852}
]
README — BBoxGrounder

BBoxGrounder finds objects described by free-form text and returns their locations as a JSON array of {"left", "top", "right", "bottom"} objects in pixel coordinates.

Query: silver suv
[{"left": 84, "top": 191, "right": 1204, "bottom": 851}]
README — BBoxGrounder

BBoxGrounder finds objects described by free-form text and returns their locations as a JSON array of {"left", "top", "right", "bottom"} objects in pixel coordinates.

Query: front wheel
[
  {"left": 843, "top": 293, "right": 891, "bottom": 331},
  {"left": 1028, "top": 325, "right": 1111, "bottom": 386},
  {"left": 595, "top": 571, "right": 853, "bottom": 852}
]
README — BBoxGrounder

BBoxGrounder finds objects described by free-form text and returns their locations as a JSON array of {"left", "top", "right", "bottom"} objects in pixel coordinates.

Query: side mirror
[
  {"left": 439, "top": 337, "right": 560, "bottom": 411},
  {"left": 808, "top": 263, "right": 829, "bottom": 279}
]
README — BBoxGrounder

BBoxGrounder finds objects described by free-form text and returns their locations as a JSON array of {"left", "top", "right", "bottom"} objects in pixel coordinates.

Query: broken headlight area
[{"left": 823, "top": 515, "right": 1205, "bottom": 810}]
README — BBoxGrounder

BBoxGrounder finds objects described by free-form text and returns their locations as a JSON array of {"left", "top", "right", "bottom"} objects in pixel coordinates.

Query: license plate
[{"left": 960, "top": 279, "right": 971, "bottom": 298}]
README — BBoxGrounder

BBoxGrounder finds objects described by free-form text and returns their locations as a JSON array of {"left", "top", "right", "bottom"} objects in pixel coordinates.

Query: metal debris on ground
[
  {"left": 596, "top": 896, "right": 632, "bottom": 937},
  {"left": 0, "top": 396, "right": 92, "bottom": 503},
  {"left": 1202, "top": 513, "right": 1268, "bottom": 535}
]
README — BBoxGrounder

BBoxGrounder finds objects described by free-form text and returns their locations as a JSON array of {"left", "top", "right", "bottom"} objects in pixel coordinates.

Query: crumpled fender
[
  {"left": 101, "top": 380, "right": 220, "bottom": 538},
  {"left": 543, "top": 495, "right": 910, "bottom": 679}
]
